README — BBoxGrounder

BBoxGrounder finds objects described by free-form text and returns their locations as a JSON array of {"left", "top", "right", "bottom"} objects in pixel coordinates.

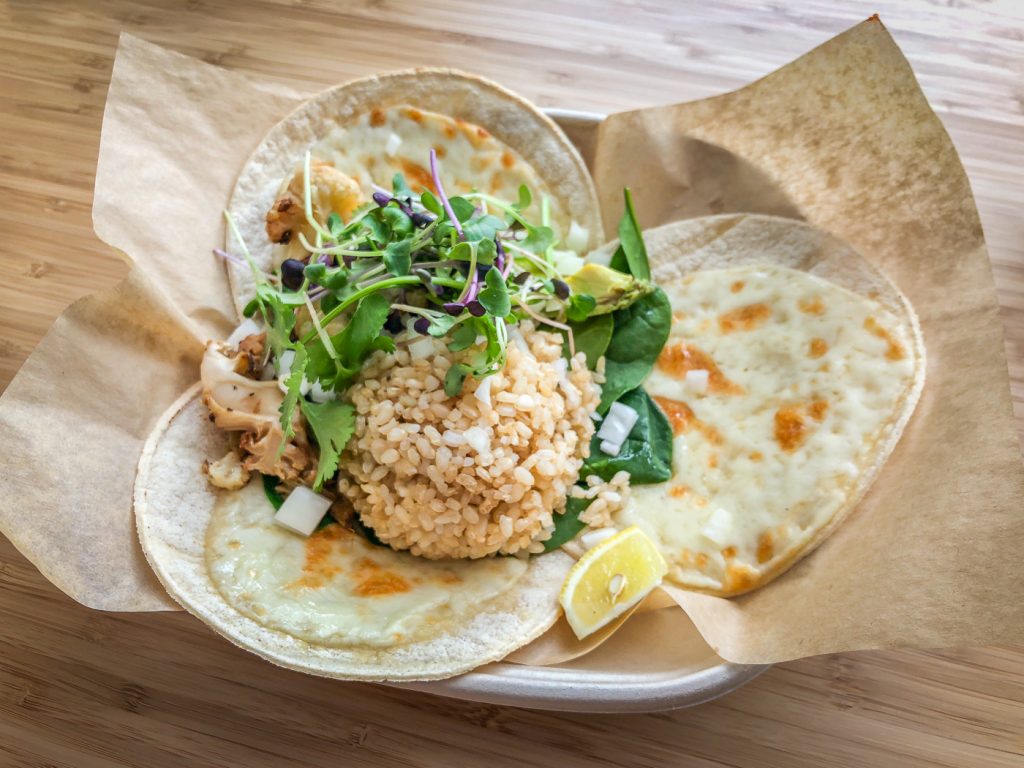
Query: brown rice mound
[{"left": 338, "top": 322, "right": 600, "bottom": 559}]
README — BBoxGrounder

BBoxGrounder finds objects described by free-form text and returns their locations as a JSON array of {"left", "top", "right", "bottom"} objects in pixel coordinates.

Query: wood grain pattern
[{"left": 1, "top": 1, "right": 1022, "bottom": 765}]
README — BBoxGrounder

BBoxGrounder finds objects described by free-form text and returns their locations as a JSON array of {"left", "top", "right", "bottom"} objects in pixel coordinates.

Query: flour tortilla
[
  {"left": 613, "top": 214, "right": 925, "bottom": 597},
  {"left": 135, "top": 385, "right": 573, "bottom": 681},
  {"left": 224, "top": 68, "right": 602, "bottom": 317}
]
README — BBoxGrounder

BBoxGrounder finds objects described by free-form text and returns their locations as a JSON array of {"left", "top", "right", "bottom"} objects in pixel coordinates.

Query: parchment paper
[{"left": 0, "top": 21, "right": 1020, "bottom": 662}]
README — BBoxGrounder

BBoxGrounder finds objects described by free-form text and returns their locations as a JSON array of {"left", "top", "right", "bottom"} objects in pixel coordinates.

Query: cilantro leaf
[
  {"left": 279, "top": 345, "right": 308, "bottom": 441},
  {"left": 306, "top": 292, "right": 391, "bottom": 389},
  {"left": 299, "top": 399, "right": 356, "bottom": 491},
  {"left": 478, "top": 268, "right": 511, "bottom": 317}
]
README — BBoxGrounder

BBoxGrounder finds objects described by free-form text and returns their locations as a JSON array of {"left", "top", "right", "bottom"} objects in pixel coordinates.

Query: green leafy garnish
[
  {"left": 564, "top": 313, "right": 613, "bottom": 369},
  {"left": 300, "top": 399, "right": 357, "bottom": 491},
  {"left": 306, "top": 293, "right": 391, "bottom": 389},
  {"left": 543, "top": 496, "right": 591, "bottom": 552},
  {"left": 444, "top": 363, "right": 471, "bottom": 396},
  {"left": 584, "top": 388, "right": 673, "bottom": 484},
  {"left": 478, "top": 268, "right": 511, "bottom": 317},
  {"left": 598, "top": 288, "right": 671, "bottom": 413},
  {"left": 279, "top": 345, "right": 308, "bottom": 441},
  {"left": 565, "top": 293, "right": 597, "bottom": 323},
  {"left": 262, "top": 474, "right": 284, "bottom": 510},
  {"left": 608, "top": 188, "right": 650, "bottom": 280}
]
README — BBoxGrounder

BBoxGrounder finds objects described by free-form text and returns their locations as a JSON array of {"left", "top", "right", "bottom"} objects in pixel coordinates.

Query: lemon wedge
[{"left": 559, "top": 526, "right": 668, "bottom": 639}]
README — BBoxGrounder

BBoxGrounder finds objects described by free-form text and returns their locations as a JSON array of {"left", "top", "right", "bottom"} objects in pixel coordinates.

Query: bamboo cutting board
[{"left": 0, "top": 1, "right": 1021, "bottom": 766}]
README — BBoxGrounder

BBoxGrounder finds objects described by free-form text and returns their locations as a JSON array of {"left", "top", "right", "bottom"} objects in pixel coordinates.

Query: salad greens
[{"left": 228, "top": 159, "right": 675, "bottom": 545}]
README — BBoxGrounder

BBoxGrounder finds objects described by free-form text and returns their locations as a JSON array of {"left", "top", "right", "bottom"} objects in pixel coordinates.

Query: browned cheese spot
[
  {"left": 798, "top": 296, "right": 826, "bottom": 315},
  {"left": 656, "top": 342, "right": 744, "bottom": 395},
  {"left": 352, "top": 557, "right": 411, "bottom": 597},
  {"left": 864, "top": 316, "right": 905, "bottom": 361},
  {"left": 725, "top": 564, "right": 758, "bottom": 592},
  {"left": 288, "top": 524, "right": 347, "bottom": 589},
  {"left": 719, "top": 303, "right": 771, "bottom": 333},
  {"left": 809, "top": 337, "right": 829, "bottom": 358},
  {"left": 721, "top": 546, "right": 737, "bottom": 559},
  {"left": 774, "top": 405, "right": 807, "bottom": 452},
  {"left": 652, "top": 396, "right": 724, "bottom": 444},
  {"left": 669, "top": 485, "right": 690, "bottom": 498},
  {"left": 434, "top": 145, "right": 447, "bottom": 159},
  {"left": 403, "top": 107, "right": 424, "bottom": 123},
  {"left": 730, "top": 280, "right": 745, "bottom": 293},
  {"left": 500, "top": 151, "right": 515, "bottom": 169},
  {"left": 808, "top": 400, "right": 829, "bottom": 421},
  {"left": 369, "top": 108, "right": 386, "bottom": 127},
  {"left": 399, "top": 159, "right": 436, "bottom": 195},
  {"left": 749, "top": 451, "right": 763, "bottom": 462},
  {"left": 756, "top": 532, "right": 774, "bottom": 564}
]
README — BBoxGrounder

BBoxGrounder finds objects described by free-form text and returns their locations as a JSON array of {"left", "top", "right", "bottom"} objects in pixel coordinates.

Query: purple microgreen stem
[{"left": 429, "top": 148, "right": 464, "bottom": 240}]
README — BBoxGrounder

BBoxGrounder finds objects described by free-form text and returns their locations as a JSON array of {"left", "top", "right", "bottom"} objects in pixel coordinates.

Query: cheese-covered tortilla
[
  {"left": 207, "top": 481, "right": 528, "bottom": 648},
  {"left": 611, "top": 215, "right": 925, "bottom": 596},
  {"left": 136, "top": 388, "right": 572, "bottom": 681}
]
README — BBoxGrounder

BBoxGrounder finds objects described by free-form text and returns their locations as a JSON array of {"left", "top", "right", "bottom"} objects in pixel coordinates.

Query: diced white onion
[
  {"left": 581, "top": 527, "right": 619, "bottom": 550},
  {"left": 701, "top": 507, "right": 733, "bottom": 546},
  {"left": 600, "top": 439, "right": 621, "bottom": 456},
  {"left": 273, "top": 486, "right": 333, "bottom": 537},
  {"left": 227, "top": 317, "right": 264, "bottom": 348},
  {"left": 408, "top": 337, "right": 436, "bottom": 360},
  {"left": 385, "top": 132, "right": 402, "bottom": 157},
  {"left": 463, "top": 426, "right": 491, "bottom": 455},
  {"left": 565, "top": 221, "right": 590, "bottom": 253},
  {"left": 308, "top": 379, "right": 335, "bottom": 404},
  {"left": 596, "top": 401, "right": 639, "bottom": 445},
  {"left": 474, "top": 376, "right": 492, "bottom": 407},
  {"left": 551, "top": 249, "right": 585, "bottom": 276},
  {"left": 685, "top": 369, "right": 710, "bottom": 395}
]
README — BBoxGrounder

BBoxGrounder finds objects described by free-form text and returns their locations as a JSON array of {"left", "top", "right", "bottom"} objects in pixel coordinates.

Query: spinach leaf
[
  {"left": 584, "top": 387, "right": 673, "bottom": 484},
  {"left": 261, "top": 474, "right": 284, "bottom": 510},
  {"left": 543, "top": 496, "right": 591, "bottom": 552},
  {"left": 608, "top": 188, "right": 650, "bottom": 281},
  {"left": 478, "top": 268, "right": 511, "bottom": 317},
  {"left": 564, "top": 313, "right": 613, "bottom": 370},
  {"left": 598, "top": 287, "right": 671, "bottom": 412}
]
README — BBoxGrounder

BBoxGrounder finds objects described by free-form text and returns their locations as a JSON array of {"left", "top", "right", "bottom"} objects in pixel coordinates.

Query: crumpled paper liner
[{"left": 0, "top": 21, "right": 1021, "bottom": 663}]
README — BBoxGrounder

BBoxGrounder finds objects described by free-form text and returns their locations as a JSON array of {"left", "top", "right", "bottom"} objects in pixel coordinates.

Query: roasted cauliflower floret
[
  {"left": 200, "top": 341, "right": 316, "bottom": 486},
  {"left": 265, "top": 160, "right": 363, "bottom": 261},
  {"left": 203, "top": 449, "right": 251, "bottom": 490}
]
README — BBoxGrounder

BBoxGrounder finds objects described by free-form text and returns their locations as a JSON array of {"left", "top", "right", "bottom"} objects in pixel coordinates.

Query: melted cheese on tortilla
[
  {"left": 310, "top": 105, "right": 572, "bottom": 238},
  {"left": 617, "top": 265, "right": 916, "bottom": 593},
  {"left": 207, "top": 482, "right": 527, "bottom": 647}
]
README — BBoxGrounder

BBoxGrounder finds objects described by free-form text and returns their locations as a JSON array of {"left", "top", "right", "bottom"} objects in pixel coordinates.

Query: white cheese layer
[{"left": 618, "top": 264, "right": 916, "bottom": 593}]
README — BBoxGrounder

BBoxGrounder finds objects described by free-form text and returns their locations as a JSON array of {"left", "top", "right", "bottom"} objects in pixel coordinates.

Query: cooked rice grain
[{"left": 338, "top": 322, "right": 600, "bottom": 558}]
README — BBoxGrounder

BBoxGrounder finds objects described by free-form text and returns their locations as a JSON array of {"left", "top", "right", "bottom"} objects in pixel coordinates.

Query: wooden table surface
[{"left": 1, "top": 1, "right": 1022, "bottom": 765}]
